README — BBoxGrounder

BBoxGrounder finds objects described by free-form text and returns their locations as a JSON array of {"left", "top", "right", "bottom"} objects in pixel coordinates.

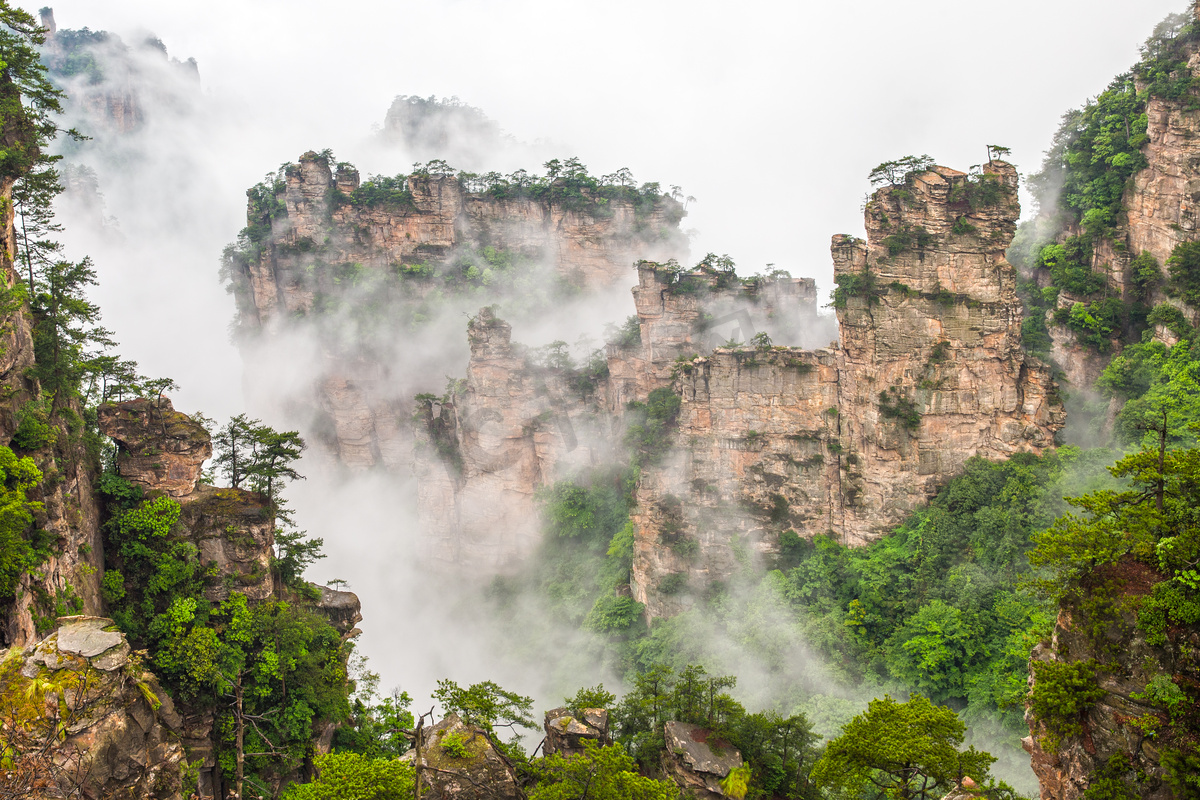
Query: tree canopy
[{"left": 811, "top": 694, "right": 994, "bottom": 800}]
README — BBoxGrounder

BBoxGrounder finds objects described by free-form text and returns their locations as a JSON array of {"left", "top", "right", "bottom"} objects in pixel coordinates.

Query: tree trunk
[
  {"left": 235, "top": 680, "right": 245, "bottom": 799},
  {"left": 1157, "top": 410, "right": 1168, "bottom": 514}
]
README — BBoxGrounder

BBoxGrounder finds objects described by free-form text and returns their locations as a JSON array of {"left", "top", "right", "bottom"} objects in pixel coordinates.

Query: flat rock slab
[
  {"left": 664, "top": 721, "right": 742, "bottom": 777},
  {"left": 57, "top": 618, "right": 125, "bottom": 658}
]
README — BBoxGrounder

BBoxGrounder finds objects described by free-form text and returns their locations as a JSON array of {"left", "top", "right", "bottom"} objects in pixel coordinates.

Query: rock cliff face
[
  {"left": 0, "top": 615, "right": 187, "bottom": 800},
  {"left": 409, "top": 162, "right": 1062, "bottom": 615},
  {"left": 229, "top": 152, "right": 688, "bottom": 474},
  {"left": 1022, "top": 560, "right": 1196, "bottom": 800},
  {"left": 625, "top": 163, "right": 1062, "bottom": 615},
  {"left": 0, "top": 118, "right": 103, "bottom": 648}
]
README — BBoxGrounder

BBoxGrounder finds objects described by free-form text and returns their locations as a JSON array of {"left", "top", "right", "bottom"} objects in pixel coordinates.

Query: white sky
[{"left": 30, "top": 0, "right": 1189, "bottom": 291}]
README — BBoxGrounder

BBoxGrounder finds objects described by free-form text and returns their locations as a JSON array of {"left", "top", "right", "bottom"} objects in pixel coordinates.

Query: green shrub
[
  {"left": 1038, "top": 238, "right": 1106, "bottom": 297},
  {"left": 101, "top": 569, "right": 126, "bottom": 604},
  {"left": 831, "top": 267, "right": 880, "bottom": 309},
  {"left": 440, "top": 731, "right": 471, "bottom": 759},
  {"left": 1130, "top": 251, "right": 1162, "bottom": 300},
  {"left": 1146, "top": 302, "right": 1193, "bottom": 339},
  {"left": 14, "top": 401, "right": 56, "bottom": 450},
  {"left": 584, "top": 595, "right": 644, "bottom": 633},
  {"left": 1131, "top": 674, "right": 1188, "bottom": 722},
  {"left": 1166, "top": 241, "right": 1200, "bottom": 305},
  {"left": 1029, "top": 659, "right": 1106, "bottom": 751}
]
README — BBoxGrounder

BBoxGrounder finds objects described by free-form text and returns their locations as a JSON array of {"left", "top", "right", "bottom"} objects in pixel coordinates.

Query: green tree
[
  {"left": 0, "top": 446, "right": 42, "bottom": 600},
  {"left": 432, "top": 679, "right": 536, "bottom": 740},
  {"left": 811, "top": 694, "right": 994, "bottom": 800},
  {"left": 283, "top": 752, "right": 414, "bottom": 800},
  {"left": 530, "top": 741, "right": 678, "bottom": 800},
  {"left": 29, "top": 257, "right": 106, "bottom": 409},
  {"left": 885, "top": 600, "right": 987, "bottom": 702},
  {"left": 245, "top": 426, "right": 306, "bottom": 508},
  {"left": 213, "top": 413, "right": 258, "bottom": 490},
  {"left": 0, "top": 2, "right": 80, "bottom": 184}
]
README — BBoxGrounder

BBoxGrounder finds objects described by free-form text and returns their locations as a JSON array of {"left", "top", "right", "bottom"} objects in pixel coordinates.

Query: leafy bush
[
  {"left": 439, "top": 731, "right": 471, "bottom": 759},
  {"left": 831, "top": 267, "right": 880, "bottom": 309},
  {"left": 624, "top": 388, "right": 682, "bottom": 467},
  {"left": 1028, "top": 659, "right": 1106, "bottom": 751},
  {"left": 1166, "top": 241, "right": 1200, "bottom": 305},
  {"left": 282, "top": 751, "right": 414, "bottom": 800},
  {"left": 1130, "top": 251, "right": 1162, "bottom": 301},
  {"left": 1037, "top": 238, "right": 1106, "bottom": 297}
]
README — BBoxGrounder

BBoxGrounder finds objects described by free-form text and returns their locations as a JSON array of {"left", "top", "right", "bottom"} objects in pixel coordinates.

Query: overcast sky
[{"left": 30, "top": 0, "right": 1189, "bottom": 293}]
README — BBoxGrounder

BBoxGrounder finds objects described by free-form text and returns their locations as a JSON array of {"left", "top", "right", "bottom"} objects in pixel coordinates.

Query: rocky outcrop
[
  {"left": 417, "top": 713, "right": 522, "bottom": 800},
  {"left": 626, "top": 163, "right": 1063, "bottom": 616},
  {"left": 98, "top": 398, "right": 281, "bottom": 603},
  {"left": 229, "top": 150, "right": 689, "bottom": 474},
  {"left": 311, "top": 584, "right": 364, "bottom": 638},
  {"left": 1022, "top": 560, "right": 1195, "bottom": 800},
  {"left": 0, "top": 615, "right": 186, "bottom": 800},
  {"left": 661, "top": 721, "right": 743, "bottom": 800},
  {"left": 98, "top": 398, "right": 211, "bottom": 497},
  {"left": 832, "top": 162, "right": 1061, "bottom": 540},
  {"left": 543, "top": 707, "right": 609, "bottom": 757}
]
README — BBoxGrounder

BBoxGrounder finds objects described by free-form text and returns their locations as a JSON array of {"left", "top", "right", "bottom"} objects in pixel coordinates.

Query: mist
[{"left": 23, "top": 1, "right": 1190, "bottom": 794}]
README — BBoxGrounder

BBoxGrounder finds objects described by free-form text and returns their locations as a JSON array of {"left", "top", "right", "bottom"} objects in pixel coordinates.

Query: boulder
[
  {"left": 543, "top": 707, "right": 609, "bottom": 757},
  {"left": 417, "top": 713, "right": 521, "bottom": 800},
  {"left": 661, "top": 721, "right": 743, "bottom": 800},
  {"left": 98, "top": 397, "right": 212, "bottom": 497},
  {"left": 0, "top": 616, "right": 185, "bottom": 800}
]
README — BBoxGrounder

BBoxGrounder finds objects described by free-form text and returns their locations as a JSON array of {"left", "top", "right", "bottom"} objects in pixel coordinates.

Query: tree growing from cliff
[
  {"left": 868, "top": 155, "right": 935, "bottom": 187},
  {"left": 29, "top": 256, "right": 106, "bottom": 410},
  {"left": 0, "top": 2, "right": 82, "bottom": 183},
  {"left": 811, "top": 694, "right": 994, "bottom": 800},
  {"left": 214, "top": 414, "right": 305, "bottom": 504}
]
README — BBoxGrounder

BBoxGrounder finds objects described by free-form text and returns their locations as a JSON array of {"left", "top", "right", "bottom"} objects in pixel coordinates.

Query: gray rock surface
[{"left": 662, "top": 721, "right": 743, "bottom": 799}]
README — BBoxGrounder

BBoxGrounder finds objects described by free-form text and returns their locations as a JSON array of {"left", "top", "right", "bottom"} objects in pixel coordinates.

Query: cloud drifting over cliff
[{"left": 23, "top": 0, "right": 1189, "bottom": 790}]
